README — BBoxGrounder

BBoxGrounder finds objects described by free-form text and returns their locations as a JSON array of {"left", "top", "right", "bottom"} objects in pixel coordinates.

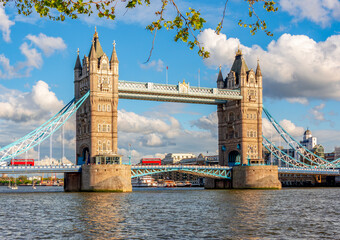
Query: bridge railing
[{"left": 118, "top": 81, "right": 242, "bottom": 100}]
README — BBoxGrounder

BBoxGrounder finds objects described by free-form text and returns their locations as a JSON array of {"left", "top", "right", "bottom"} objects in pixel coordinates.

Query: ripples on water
[{"left": 0, "top": 186, "right": 339, "bottom": 239}]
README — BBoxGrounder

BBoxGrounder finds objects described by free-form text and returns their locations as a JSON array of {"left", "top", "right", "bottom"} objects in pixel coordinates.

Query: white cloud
[
  {"left": 19, "top": 42, "right": 43, "bottom": 69},
  {"left": 198, "top": 29, "right": 340, "bottom": 101},
  {"left": 280, "top": 0, "right": 340, "bottom": 27},
  {"left": 0, "top": 54, "right": 20, "bottom": 79},
  {"left": 0, "top": 81, "right": 63, "bottom": 123},
  {"left": 117, "top": 110, "right": 218, "bottom": 163},
  {"left": 0, "top": 34, "right": 66, "bottom": 79},
  {"left": 191, "top": 112, "right": 218, "bottom": 137},
  {"left": 26, "top": 33, "right": 67, "bottom": 56},
  {"left": 0, "top": 6, "right": 14, "bottom": 42},
  {"left": 308, "top": 103, "right": 334, "bottom": 125},
  {"left": 142, "top": 133, "right": 164, "bottom": 147},
  {"left": 286, "top": 97, "right": 309, "bottom": 105},
  {"left": 263, "top": 118, "right": 305, "bottom": 143},
  {"left": 0, "top": 81, "right": 77, "bottom": 162},
  {"left": 139, "top": 59, "right": 164, "bottom": 72},
  {"left": 118, "top": 109, "right": 180, "bottom": 138}
]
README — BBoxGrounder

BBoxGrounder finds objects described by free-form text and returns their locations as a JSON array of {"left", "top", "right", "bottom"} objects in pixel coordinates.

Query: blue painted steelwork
[
  {"left": 0, "top": 164, "right": 338, "bottom": 177},
  {"left": 278, "top": 167, "right": 340, "bottom": 176},
  {"left": 131, "top": 165, "right": 232, "bottom": 179},
  {"left": 263, "top": 107, "right": 337, "bottom": 168},
  {"left": 0, "top": 92, "right": 90, "bottom": 162},
  {"left": 0, "top": 165, "right": 81, "bottom": 174},
  {"left": 263, "top": 135, "right": 310, "bottom": 168}
]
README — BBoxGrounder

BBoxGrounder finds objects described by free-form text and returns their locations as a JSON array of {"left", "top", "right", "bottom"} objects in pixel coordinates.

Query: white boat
[
  {"left": 12, "top": 184, "right": 18, "bottom": 190},
  {"left": 132, "top": 176, "right": 158, "bottom": 187}
]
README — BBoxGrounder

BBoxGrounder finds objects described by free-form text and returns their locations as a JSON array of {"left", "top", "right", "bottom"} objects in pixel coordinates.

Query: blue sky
[{"left": 0, "top": 0, "right": 339, "bottom": 164}]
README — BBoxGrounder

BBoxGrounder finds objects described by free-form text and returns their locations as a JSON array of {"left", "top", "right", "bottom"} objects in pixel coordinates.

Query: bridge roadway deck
[
  {"left": 118, "top": 80, "right": 242, "bottom": 104},
  {"left": 0, "top": 165, "right": 81, "bottom": 174},
  {"left": 278, "top": 167, "right": 340, "bottom": 175},
  {"left": 0, "top": 165, "right": 338, "bottom": 176}
]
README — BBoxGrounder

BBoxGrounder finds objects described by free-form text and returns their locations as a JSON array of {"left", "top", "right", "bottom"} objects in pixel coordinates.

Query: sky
[{"left": 0, "top": 0, "right": 339, "bottom": 164}]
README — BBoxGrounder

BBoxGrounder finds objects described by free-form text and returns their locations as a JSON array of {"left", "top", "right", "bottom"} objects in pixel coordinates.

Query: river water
[{"left": 0, "top": 186, "right": 339, "bottom": 239}]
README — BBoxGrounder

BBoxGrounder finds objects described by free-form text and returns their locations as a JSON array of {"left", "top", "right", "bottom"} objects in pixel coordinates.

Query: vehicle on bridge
[{"left": 10, "top": 159, "right": 35, "bottom": 166}]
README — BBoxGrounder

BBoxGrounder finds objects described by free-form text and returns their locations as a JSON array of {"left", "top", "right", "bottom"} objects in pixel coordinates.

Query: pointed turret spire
[
  {"left": 217, "top": 65, "right": 225, "bottom": 89},
  {"left": 110, "top": 40, "right": 118, "bottom": 64},
  {"left": 217, "top": 65, "right": 223, "bottom": 82},
  {"left": 236, "top": 44, "right": 242, "bottom": 56},
  {"left": 74, "top": 48, "right": 82, "bottom": 70},
  {"left": 89, "top": 40, "right": 96, "bottom": 61},
  {"left": 88, "top": 28, "right": 104, "bottom": 59},
  {"left": 256, "top": 58, "right": 262, "bottom": 77}
]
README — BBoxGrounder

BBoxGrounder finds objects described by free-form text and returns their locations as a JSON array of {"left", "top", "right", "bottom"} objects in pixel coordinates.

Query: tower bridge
[{"left": 1, "top": 30, "right": 339, "bottom": 192}]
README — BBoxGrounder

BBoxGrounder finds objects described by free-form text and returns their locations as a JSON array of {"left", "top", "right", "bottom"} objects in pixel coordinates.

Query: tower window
[
  {"left": 98, "top": 104, "right": 101, "bottom": 111},
  {"left": 107, "top": 104, "right": 111, "bottom": 112},
  {"left": 229, "top": 112, "right": 235, "bottom": 121},
  {"left": 102, "top": 105, "right": 106, "bottom": 111},
  {"left": 98, "top": 140, "right": 102, "bottom": 151}
]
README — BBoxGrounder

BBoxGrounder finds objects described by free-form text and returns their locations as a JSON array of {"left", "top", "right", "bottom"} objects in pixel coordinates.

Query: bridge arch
[
  {"left": 78, "top": 145, "right": 90, "bottom": 165},
  {"left": 228, "top": 150, "right": 241, "bottom": 166}
]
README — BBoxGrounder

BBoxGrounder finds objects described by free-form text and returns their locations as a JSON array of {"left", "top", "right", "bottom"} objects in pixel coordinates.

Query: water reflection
[
  {"left": 78, "top": 193, "right": 130, "bottom": 239},
  {"left": 0, "top": 187, "right": 338, "bottom": 239}
]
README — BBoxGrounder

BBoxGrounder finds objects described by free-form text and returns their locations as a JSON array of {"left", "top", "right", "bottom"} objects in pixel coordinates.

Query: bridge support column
[
  {"left": 81, "top": 165, "right": 132, "bottom": 192},
  {"left": 204, "top": 178, "right": 231, "bottom": 189},
  {"left": 64, "top": 165, "right": 132, "bottom": 192},
  {"left": 64, "top": 172, "right": 82, "bottom": 192},
  {"left": 232, "top": 165, "right": 281, "bottom": 189}
]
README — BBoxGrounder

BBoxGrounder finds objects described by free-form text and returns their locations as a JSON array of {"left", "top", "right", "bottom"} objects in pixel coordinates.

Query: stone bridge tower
[
  {"left": 217, "top": 49, "right": 263, "bottom": 166},
  {"left": 74, "top": 30, "right": 119, "bottom": 165}
]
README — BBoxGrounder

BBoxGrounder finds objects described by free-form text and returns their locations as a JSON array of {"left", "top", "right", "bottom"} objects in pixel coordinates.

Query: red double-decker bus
[{"left": 10, "top": 159, "right": 35, "bottom": 166}]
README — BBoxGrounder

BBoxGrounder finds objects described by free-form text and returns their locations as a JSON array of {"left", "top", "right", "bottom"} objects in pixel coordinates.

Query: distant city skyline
[{"left": 0, "top": 1, "right": 339, "bottom": 164}]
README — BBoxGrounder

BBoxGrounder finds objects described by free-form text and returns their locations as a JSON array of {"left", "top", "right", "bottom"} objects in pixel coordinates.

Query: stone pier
[
  {"left": 64, "top": 164, "right": 132, "bottom": 192},
  {"left": 232, "top": 165, "right": 281, "bottom": 189},
  {"left": 205, "top": 165, "right": 281, "bottom": 189}
]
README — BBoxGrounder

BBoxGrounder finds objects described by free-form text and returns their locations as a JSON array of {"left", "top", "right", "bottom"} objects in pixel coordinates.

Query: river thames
[{"left": 0, "top": 186, "right": 339, "bottom": 239}]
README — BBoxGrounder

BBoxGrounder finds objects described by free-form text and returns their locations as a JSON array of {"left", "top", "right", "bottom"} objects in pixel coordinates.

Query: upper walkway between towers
[{"left": 117, "top": 80, "right": 242, "bottom": 104}]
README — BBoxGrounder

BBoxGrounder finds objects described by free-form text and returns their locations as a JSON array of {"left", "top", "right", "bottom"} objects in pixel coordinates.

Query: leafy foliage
[{"left": 1, "top": 0, "right": 278, "bottom": 60}]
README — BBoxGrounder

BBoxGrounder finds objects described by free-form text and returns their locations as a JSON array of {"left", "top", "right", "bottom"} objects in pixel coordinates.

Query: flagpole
[{"left": 166, "top": 66, "right": 168, "bottom": 84}]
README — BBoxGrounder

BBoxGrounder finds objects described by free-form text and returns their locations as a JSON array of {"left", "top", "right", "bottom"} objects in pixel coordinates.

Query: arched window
[
  {"left": 98, "top": 140, "right": 102, "bottom": 151},
  {"left": 107, "top": 104, "right": 111, "bottom": 112},
  {"left": 103, "top": 141, "right": 106, "bottom": 151},
  {"left": 229, "top": 112, "right": 235, "bottom": 121},
  {"left": 102, "top": 105, "right": 106, "bottom": 112},
  {"left": 107, "top": 141, "right": 111, "bottom": 150},
  {"left": 98, "top": 124, "right": 101, "bottom": 132},
  {"left": 98, "top": 104, "right": 101, "bottom": 111},
  {"left": 107, "top": 124, "right": 110, "bottom": 132},
  {"left": 102, "top": 124, "right": 107, "bottom": 132}
]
